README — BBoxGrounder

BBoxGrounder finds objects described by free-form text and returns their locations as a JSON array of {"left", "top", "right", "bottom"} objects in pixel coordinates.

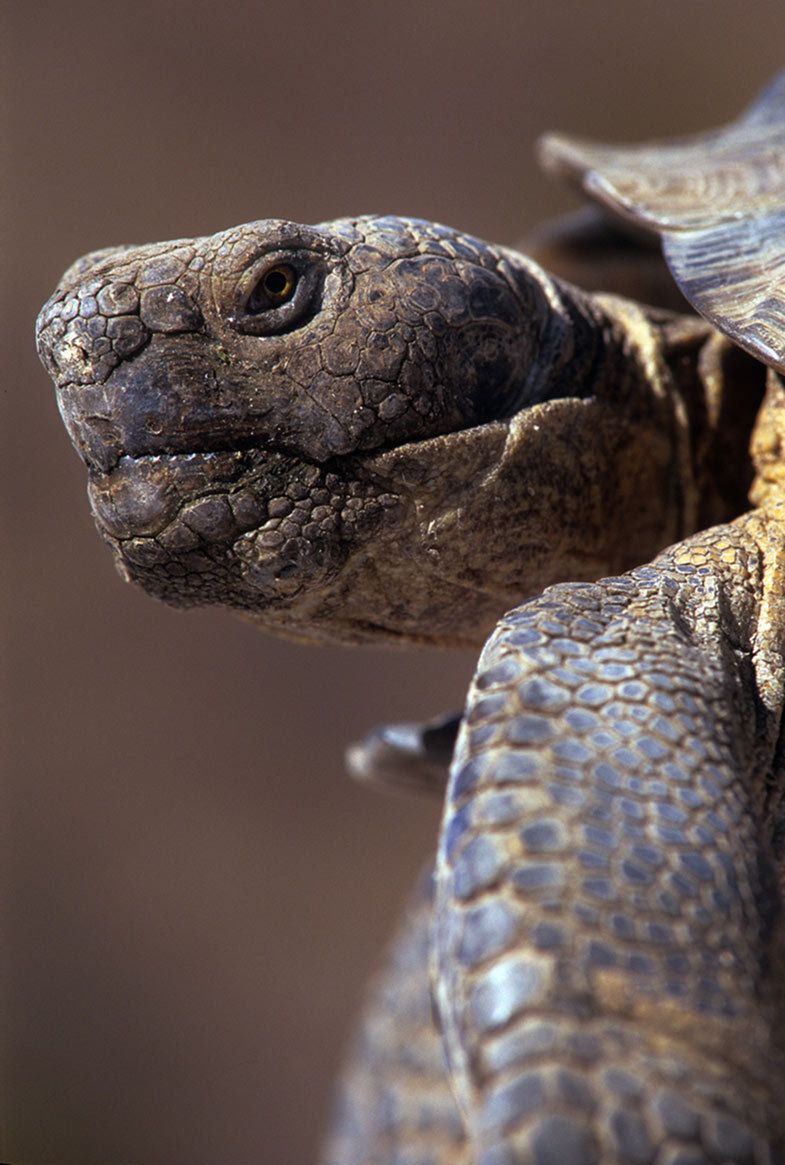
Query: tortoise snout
[
  {"left": 37, "top": 240, "right": 205, "bottom": 391},
  {"left": 36, "top": 275, "right": 154, "bottom": 472},
  {"left": 36, "top": 245, "right": 210, "bottom": 473},
  {"left": 36, "top": 277, "right": 151, "bottom": 390}
]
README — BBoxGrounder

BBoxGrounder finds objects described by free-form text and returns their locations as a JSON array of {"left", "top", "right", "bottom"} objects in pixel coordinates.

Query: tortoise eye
[
  {"left": 238, "top": 251, "right": 325, "bottom": 335},
  {"left": 248, "top": 263, "right": 297, "bottom": 312}
]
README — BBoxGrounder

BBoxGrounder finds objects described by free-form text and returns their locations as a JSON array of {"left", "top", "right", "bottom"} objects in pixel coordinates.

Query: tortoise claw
[{"left": 346, "top": 711, "right": 462, "bottom": 798}]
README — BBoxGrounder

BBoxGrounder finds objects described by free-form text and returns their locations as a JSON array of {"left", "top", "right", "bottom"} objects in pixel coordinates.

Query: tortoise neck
[
  {"left": 552, "top": 284, "right": 766, "bottom": 540},
  {"left": 500, "top": 251, "right": 626, "bottom": 412},
  {"left": 749, "top": 370, "right": 785, "bottom": 512},
  {"left": 656, "top": 315, "right": 766, "bottom": 532}
]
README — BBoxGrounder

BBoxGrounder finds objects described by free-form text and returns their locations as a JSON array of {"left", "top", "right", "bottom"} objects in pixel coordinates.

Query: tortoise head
[{"left": 37, "top": 215, "right": 690, "bottom": 646}]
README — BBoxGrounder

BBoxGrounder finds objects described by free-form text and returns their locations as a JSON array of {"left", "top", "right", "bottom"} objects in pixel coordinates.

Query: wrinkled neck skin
[
  {"left": 750, "top": 370, "right": 785, "bottom": 513},
  {"left": 262, "top": 290, "right": 763, "bottom": 648},
  {"left": 36, "top": 215, "right": 764, "bottom": 650}
]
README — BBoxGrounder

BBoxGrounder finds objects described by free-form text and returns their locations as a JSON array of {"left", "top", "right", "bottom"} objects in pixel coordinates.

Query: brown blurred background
[{"left": 4, "top": 3, "right": 785, "bottom": 1162}]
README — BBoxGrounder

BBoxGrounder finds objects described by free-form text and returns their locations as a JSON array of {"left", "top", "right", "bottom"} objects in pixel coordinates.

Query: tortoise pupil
[
  {"left": 265, "top": 268, "right": 291, "bottom": 296},
  {"left": 244, "top": 260, "right": 306, "bottom": 322}
]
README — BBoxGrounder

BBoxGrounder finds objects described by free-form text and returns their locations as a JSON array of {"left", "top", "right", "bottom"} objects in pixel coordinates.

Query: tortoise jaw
[
  {"left": 86, "top": 449, "right": 259, "bottom": 541},
  {"left": 86, "top": 444, "right": 395, "bottom": 620}
]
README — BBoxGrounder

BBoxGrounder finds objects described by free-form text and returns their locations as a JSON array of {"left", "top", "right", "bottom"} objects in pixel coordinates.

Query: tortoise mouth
[
  {"left": 82, "top": 401, "right": 516, "bottom": 549},
  {"left": 55, "top": 367, "right": 284, "bottom": 477},
  {"left": 84, "top": 436, "right": 412, "bottom": 619},
  {"left": 84, "top": 436, "right": 382, "bottom": 549},
  {"left": 86, "top": 448, "right": 267, "bottom": 541}
]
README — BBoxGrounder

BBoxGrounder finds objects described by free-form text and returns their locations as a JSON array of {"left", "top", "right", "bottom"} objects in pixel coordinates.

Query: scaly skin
[
  {"left": 434, "top": 510, "right": 785, "bottom": 1164},
  {"left": 321, "top": 868, "right": 470, "bottom": 1165},
  {"left": 37, "top": 214, "right": 782, "bottom": 1163}
]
